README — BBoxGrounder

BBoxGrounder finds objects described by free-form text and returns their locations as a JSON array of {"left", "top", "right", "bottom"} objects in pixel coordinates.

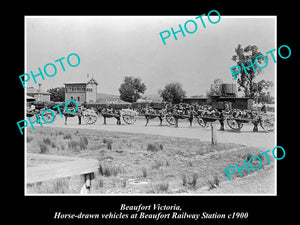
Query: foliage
[
  {"left": 255, "top": 80, "right": 274, "bottom": 103},
  {"left": 103, "top": 138, "right": 113, "bottom": 150},
  {"left": 63, "top": 134, "right": 72, "bottom": 140},
  {"left": 39, "top": 143, "right": 49, "bottom": 154},
  {"left": 206, "top": 78, "right": 223, "bottom": 97},
  {"left": 147, "top": 142, "right": 163, "bottom": 152},
  {"left": 231, "top": 44, "right": 273, "bottom": 98},
  {"left": 206, "top": 174, "right": 219, "bottom": 190},
  {"left": 119, "top": 76, "right": 147, "bottom": 103},
  {"left": 67, "top": 139, "right": 88, "bottom": 151},
  {"left": 142, "top": 167, "right": 147, "bottom": 177},
  {"left": 151, "top": 182, "right": 169, "bottom": 193},
  {"left": 159, "top": 82, "right": 186, "bottom": 104},
  {"left": 182, "top": 173, "right": 198, "bottom": 189},
  {"left": 47, "top": 86, "right": 65, "bottom": 102}
]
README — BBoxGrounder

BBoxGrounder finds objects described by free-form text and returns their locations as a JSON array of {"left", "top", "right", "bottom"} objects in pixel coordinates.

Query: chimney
[{"left": 38, "top": 83, "right": 42, "bottom": 92}]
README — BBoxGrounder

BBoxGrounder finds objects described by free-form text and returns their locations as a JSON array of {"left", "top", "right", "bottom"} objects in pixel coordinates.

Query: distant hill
[
  {"left": 96, "top": 93, "right": 120, "bottom": 100},
  {"left": 141, "top": 93, "right": 163, "bottom": 102},
  {"left": 96, "top": 92, "right": 163, "bottom": 104},
  {"left": 96, "top": 93, "right": 128, "bottom": 104}
]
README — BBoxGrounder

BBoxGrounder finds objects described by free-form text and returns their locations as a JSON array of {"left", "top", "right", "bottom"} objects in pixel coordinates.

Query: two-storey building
[{"left": 64, "top": 78, "right": 98, "bottom": 105}]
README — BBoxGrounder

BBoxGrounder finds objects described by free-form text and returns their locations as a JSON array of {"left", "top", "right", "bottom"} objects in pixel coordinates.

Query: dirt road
[{"left": 42, "top": 116, "right": 275, "bottom": 150}]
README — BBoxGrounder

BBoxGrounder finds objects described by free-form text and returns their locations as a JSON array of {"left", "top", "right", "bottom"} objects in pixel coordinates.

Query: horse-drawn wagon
[
  {"left": 195, "top": 105, "right": 275, "bottom": 132},
  {"left": 26, "top": 106, "right": 54, "bottom": 122},
  {"left": 137, "top": 102, "right": 176, "bottom": 126},
  {"left": 81, "top": 109, "right": 98, "bottom": 124},
  {"left": 195, "top": 105, "right": 222, "bottom": 128},
  {"left": 97, "top": 104, "right": 138, "bottom": 125},
  {"left": 224, "top": 109, "right": 274, "bottom": 132}
]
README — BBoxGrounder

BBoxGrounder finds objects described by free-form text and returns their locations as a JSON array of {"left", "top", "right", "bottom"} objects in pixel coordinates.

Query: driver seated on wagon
[
  {"left": 145, "top": 104, "right": 155, "bottom": 114},
  {"left": 65, "top": 97, "right": 78, "bottom": 112},
  {"left": 107, "top": 105, "right": 114, "bottom": 114},
  {"left": 175, "top": 104, "right": 185, "bottom": 115},
  {"left": 205, "top": 105, "right": 218, "bottom": 116}
]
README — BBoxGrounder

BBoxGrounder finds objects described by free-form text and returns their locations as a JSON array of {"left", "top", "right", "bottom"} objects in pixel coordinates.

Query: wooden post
[{"left": 211, "top": 122, "right": 217, "bottom": 145}]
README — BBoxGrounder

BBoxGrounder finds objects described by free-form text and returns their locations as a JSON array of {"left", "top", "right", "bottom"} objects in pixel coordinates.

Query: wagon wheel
[
  {"left": 84, "top": 115, "right": 97, "bottom": 124},
  {"left": 226, "top": 119, "right": 243, "bottom": 131},
  {"left": 197, "top": 116, "right": 208, "bottom": 127},
  {"left": 122, "top": 114, "right": 136, "bottom": 125},
  {"left": 40, "top": 112, "right": 53, "bottom": 123},
  {"left": 260, "top": 115, "right": 275, "bottom": 132},
  {"left": 165, "top": 114, "right": 176, "bottom": 125}
]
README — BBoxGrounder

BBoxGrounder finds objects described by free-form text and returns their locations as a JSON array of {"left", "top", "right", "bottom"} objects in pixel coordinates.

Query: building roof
[
  {"left": 217, "top": 96, "right": 252, "bottom": 100},
  {"left": 27, "top": 92, "right": 51, "bottom": 95},
  {"left": 64, "top": 82, "right": 87, "bottom": 85},
  {"left": 183, "top": 97, "right": 208, "bottom": 100},
  {"left": 26, "top": 87, "right": 51, "bottom": 95},
  {"left": 35, "top": 92, "right": 51, "bottom": 95},
  {"left": 87, "top": 78, "right": 98, "bottom": 85},
  {"left": 64, "top": 78, "right": 98, "bottom": 86},
  {"left": 26, "top": 95, "right": 36, "bottom": 101}
]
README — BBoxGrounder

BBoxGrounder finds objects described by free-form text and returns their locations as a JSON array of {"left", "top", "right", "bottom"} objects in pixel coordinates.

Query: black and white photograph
[
  {"left": 12, "top": 5, "right": 297, "bottom": 224},
  {"left": 23, "top": 15, "right": 277, "bottom": 195}
]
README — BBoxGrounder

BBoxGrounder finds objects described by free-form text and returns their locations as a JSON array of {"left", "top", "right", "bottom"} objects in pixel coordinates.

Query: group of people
[
  {"left": 141, "top": 103, "right": 221, "bottom": 118},
  {"left": 141, "top": 101, "right": 267, "bottom": 117},
  {"left": 101, "top": 105, "right": 121, "bottom": 115}
]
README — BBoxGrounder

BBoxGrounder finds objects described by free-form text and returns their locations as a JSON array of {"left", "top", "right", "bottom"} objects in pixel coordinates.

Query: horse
[
  {"left": 223, "top": 108, "right": 261, "bottom": 132},
  {"left": 196, "top": 105, "right": 231, "bottom": 131},
  {"left": 142, "top": 107, "right": 164, "bottom": 126},
  {"left": 171, "top": 104, "right": 195, "bottom": 128},
  {"left": 98, "top": 107, "right": 122, "bottom": 125},
  {"left": 63, "top": 107, "right": 82, "bottom": 125}
]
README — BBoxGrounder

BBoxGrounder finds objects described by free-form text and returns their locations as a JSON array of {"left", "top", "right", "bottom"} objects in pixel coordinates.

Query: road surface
[{"left": 43, "top": 116, "right": 276, "bottom": 149}]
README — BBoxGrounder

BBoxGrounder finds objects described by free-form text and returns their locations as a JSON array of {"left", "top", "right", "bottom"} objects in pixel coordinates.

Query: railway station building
[{"left": 64, "top": 78, "right": 98, "bottom": 105}]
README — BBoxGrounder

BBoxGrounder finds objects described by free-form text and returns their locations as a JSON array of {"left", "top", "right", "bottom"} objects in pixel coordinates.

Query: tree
[
  {"left": 231, "top": 44, "right": 269, "bottom": 98},
  {"left": 119, "top": 76, "right": 147, "bottom": 103},
  {"left": 254, "top": 80, "right": 274, "bottom": 103},
  {"left": 159, "top": 82, "right": 186, "bottom": 104},
  {"left": 47, "top": 86, "right": 65, "bottom": 102},
  {"left": 206, "top": 78, "right": 223, "bottom": 97}
]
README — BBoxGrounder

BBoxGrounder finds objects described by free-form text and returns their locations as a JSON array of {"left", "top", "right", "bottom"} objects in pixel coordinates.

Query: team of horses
[{"left": 32, "top": 102, "right": 272, "bottom": 132}]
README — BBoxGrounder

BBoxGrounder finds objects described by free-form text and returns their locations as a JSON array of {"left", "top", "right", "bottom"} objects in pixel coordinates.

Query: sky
[{"left": 25, "top": 16, "right": 276, "bottom": 97}]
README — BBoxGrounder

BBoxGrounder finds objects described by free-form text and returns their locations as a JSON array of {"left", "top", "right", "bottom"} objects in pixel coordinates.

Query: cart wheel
[
  {"left": 226, "top": 119, "right": 243, "bottom": 131},
  {"left": 197, "top": 117, "right": 207, "bottom": 127},
  {"left": 260, "top": 115, "right": 274, "bottom": 132},
  {"left": 165, "top": 114, "right": 176, "bottom": 125},
  {"left": 84, "top": 115, "right": 97, "bottom": 124},
  {"left": 41, "top": 112, "right": 53, "bottom": 122},
  {"left": 122, "top": 114, "right": 136, "bottom": 125}
]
